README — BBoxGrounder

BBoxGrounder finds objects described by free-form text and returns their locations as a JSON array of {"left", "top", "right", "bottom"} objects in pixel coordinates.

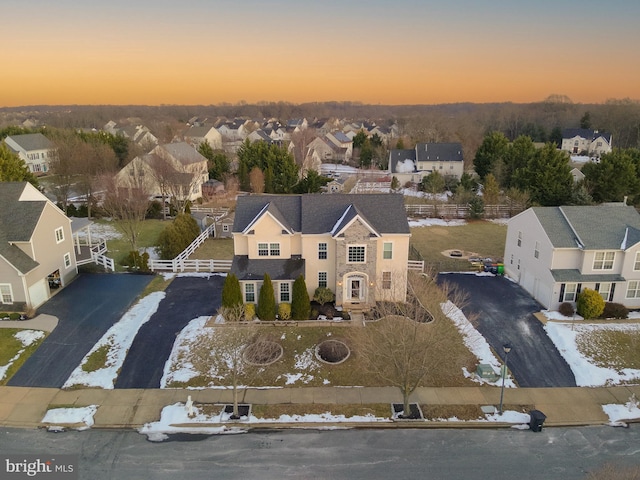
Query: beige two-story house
[
  {"left": 0, "top": 182, "right": 78, "bottom": 311},
  {"left": 230, "top": 194, "right": 411, "bottom": 311},
  {"left": 504, "top": 203, "right": 640, "bottom": 311},
  {"left": 3, "top": 133, "right": 56, "bottom": 175}
]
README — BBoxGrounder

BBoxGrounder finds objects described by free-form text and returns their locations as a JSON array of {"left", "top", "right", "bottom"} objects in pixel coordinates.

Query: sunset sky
[{"left": 4, "top": 0, "right": 640, "bottom": 107}]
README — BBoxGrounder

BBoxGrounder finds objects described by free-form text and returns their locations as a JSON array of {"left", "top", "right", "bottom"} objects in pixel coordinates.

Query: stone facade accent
[{"left": 335, "top": 220, "right": 377, "bottom": 308}]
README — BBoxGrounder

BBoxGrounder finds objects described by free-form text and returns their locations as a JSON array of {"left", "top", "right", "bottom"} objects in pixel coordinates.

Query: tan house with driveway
[
  {"left": 230, "top": 194, "right": 410, "bottom": 311},
  {"left": 0, "top": 182, "right": 78, "bottom": 311},
  {"left": 504, "top": 203, "right": 640, "bottom": 311}
]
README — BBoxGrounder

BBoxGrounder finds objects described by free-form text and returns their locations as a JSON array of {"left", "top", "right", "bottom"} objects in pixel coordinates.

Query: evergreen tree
[
  {"left": 581, "top": 148, "right": 640, "bottom": 203},
  {"left": 291, "top": 275, "right": 311, "bottom": 320},
  {"left": 257, "top": 273, "right": 276, "bottom": 321},
  {"left": 222, "top": 273, "right": 243, "bottom": 308},
  {"left": 473, "top": 131, "right": 509, "bottom": 180},
  {"left": 0, "top": 144, "right": 38, "bottom": 185},
  {"left": 157, "top": 213, "right": 201, "bottom": 259}
]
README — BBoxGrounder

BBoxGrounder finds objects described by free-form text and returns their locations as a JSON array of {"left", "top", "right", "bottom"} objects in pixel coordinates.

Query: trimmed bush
[
  {"left": 576, "top": 288, "right": 605, "bottom": 319},
  {"left": 313, "top": 287, "right": 335, "bottom": 306},
  {"left": 222, "top": 273, "right": 243, "bottom": 308},
  {"left": 244, "top": 303, "right": 255, "bottom": 321},
  {"left": 291, "top": 275, "right": 311, "bottom": 320},
  {"left": 257, "top": 273, "right": 276, "bottom": 321},
  {"left": 601, "top": 302, "right": 628, "bottom": 319},
  {"left": 558, "top": 302, "right": 575, "bottom": 317},
  {"left": 278, "top": 303, "right": 291, "bottom": 320},
  {"left": 126, "top": 251, "right": 150, "bottom": 272}
]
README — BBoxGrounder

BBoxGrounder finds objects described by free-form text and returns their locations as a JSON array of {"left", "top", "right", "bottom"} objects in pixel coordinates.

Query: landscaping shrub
[
  {"left": 601, "top": 302, "right": 628, "bottom": 319},
  {"left": 146, "top": 200, "right": 164, "bottom": 219},
  {"left": 313, "top": 287, "right": 335, "bottom": 306},
  {"left": 291, "top": 275, "right": 310, "bottom": 320},
  {"left": 278, "top": 303, "right": 291, "bottom": 320},
  {"left": 576, "top": 288, "right": 605, "bottom": 319},
  {"left": 222, "top": 273, "right": 243, "bottom": 308},
  {"left": 257, "top": 273, "right": 276, "bottom": 321},
  {"left": 125, "top": 250, "right": 150, "bottom": 272},
  {"left": 558, "top": 302, "right": 575, "bottom": 317},
  {"left": 157, "top": 213, "right": 201, "bottom": 259},
  {"left": 244, "top": 303, "right": 255, "bottom": 321}
]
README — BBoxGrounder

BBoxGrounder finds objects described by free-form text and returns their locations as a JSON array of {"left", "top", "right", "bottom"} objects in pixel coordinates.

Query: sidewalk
[{"left": 2, "top": 384, "right": 639, "bottom": 430}]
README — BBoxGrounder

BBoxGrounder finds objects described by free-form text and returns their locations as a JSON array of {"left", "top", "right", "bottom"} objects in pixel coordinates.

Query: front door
[
  {"left": 350, "top": 279, "right": 361, "bottom": 300},
  {"left": 346, "top": 275, "right": 366, "bottom": 303}
]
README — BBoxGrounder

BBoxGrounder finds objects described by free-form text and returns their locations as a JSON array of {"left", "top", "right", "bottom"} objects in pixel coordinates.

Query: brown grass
[
  {"left": 410, "top": 220, "right": 507, "bottom": 272},
  {"left": 251, "top": 403, "right": 391, "bottom": 419},
  {"left": 576, "top": 328, "right": 640, "bottom": 372},
  {"left": 0, "top": 329, "right": 47, "bottom": 385}
]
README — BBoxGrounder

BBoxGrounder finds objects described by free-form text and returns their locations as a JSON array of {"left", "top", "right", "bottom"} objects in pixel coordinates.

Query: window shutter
[
  {"left": 577, "top": 283, "right": 582, "bottom": 294},
  {"left": 609, "top": 283, "right": 616, "bottom": 302},
  {"left": 595, "top": 283, "right": 600, "bottom": 292},
  {"left": 559, "top": 284, "right": 565, "bottom": 302}
]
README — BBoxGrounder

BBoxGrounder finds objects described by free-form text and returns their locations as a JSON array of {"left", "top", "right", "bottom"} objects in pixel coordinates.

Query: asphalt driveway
[
  {"left": 8, "top": 273, "right": 152, "bottom": 388},
  {"left": 437, "top": 273, "right": 576, "bottom": 388},
  {"left": 114, "top": 275, "right": 224, "bottom": 389}
]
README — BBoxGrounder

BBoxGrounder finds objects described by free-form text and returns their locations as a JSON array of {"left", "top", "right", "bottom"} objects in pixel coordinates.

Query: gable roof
[
  {"left": 531, "top": 204, "right": 640, "bottom": 250},
  {"left": 0, "top": 182, "right": 45, "bottom": 274},
  {"left": 415, "top": 142, "right": 463, "bottom": 162},
  {"left": 233, "top": 194, "right": 409, "bottom": 235},
  {"left": 155, "top": 142, "right": 207, "bottom": 166},
  {"left": 389, "top": 149, "right": 417, "bottom": 174},
  {"left": 5, "top": 133, "right": 54, "bottom": 152},
  {"left": 562, "top": 128, "right": 612, "bottom": 144}
]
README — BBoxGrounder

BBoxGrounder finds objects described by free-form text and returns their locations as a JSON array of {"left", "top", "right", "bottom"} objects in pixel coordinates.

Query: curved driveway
[
  {"left": 8, "top": 273, "right": 152, "bottom": 388},
  {"left": 115, "top": 275, "right": 224, "bottom": 389},
  {"left": 438, "top": 273, "right": 576, "bottom": 387}
]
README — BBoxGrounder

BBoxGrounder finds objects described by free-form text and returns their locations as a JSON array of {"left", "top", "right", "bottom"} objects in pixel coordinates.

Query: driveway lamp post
[{"left": 498, "top": 343, "right": 512, "bottom": 415}]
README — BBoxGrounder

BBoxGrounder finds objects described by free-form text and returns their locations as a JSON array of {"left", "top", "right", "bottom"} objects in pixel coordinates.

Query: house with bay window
[
  {"left": 230, "top": 194, "right": 411, "bottom": 311},
  {"left": 504, "top": 203, "right": 640, "bottom": 311}
]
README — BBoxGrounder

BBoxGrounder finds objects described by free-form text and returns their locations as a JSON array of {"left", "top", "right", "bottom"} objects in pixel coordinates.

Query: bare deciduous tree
[
  {"left": 149, "top": 154, "right": 207, "bottom": 215},
  {"left": 355, "top": 273, "right": 473, "bottom": 417},
  {"left": 249, "top": 166, "right": 265, "bottom": 194}
]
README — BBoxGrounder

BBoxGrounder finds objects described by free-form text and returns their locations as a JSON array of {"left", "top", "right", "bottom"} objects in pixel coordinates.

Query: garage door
[{"left": 28, "top": 279, "right": 49, "bottom": 308}]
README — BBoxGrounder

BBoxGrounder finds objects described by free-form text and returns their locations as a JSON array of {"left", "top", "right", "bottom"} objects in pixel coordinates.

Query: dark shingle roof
[
  {"left": 415, "top": 142, "right": 463, "bottom": 162},
  {"left": 0, "top": 182, "right": 43, "bottom": 273},
  {"left": 230, "top": 255, "right": 305, "bottom": 281},
  {"left": 233, "top": 194, "right": 409, "bottom": 236},
  {"left": 4, "top": 133, "right": 54, "bottom": 152},
  {"left": 562, "top": 128, "right": 612, "bottom": 144},
  {"left": 532, "top": 204, "right": 640, "bottom": 250},
  {"left": 389, "top": 149, "right": 417, "bottom": 174}
]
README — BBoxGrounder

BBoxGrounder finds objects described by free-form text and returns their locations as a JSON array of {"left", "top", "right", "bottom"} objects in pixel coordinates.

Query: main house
[
  {"left": 389, "top": 142, "right": 465, "bottom": 184},
  {"left": 230, "top": 194, "right": 410, "bottom": 311},
  {"left": 560, "top": 128, "right": 612, "bottom": 158},
  {"left": 3, "top": 133, "right": 56, "bottom": 175},
  {"left": 504, "top": 203, "right": 640, "bottom": 311},
  {"left": 0, "top": 182, "right": 78, "bottom": 311}
]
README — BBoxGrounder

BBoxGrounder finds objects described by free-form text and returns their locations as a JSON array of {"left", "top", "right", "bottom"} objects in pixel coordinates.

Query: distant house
[
  {"left": 184, "top": 126, "right": 223, "bottom": 150},
  {"left": 326, "top": 131, "right": 353, "bottom": 162},
  {"left": 231, "top": 194, "right": 410, "bottom": 311},
  {"left": 389, "top": 142, "right": 464, "bottom": 184},
  {"left": 0, "top": 182, "right": 78, "bottom": 311},
  {"left": 104, "top": 122, "right": 158, "bottom": 150},
  {"left": 3, "top": 133, "right": 56, "bottom": 175},
  {"left": 570, "top": 167, "right": 585, "bottom": 183},
  {"left": 561, "top": 129, "right": 612, "bottom": 158},
  {"left": 504, "top": 203, "right": 640, "bottom": 311},
  {"left": 116, "top": 142, "right": 209, "bottom": 202}
]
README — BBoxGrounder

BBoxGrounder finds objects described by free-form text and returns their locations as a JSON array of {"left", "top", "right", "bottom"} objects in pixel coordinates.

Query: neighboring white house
[
  {"left": 0, "top": 182, "right": 78, "bottom": 311},
  {"left": 389, "top": 142, "right": 465, "bottom": 184},
  {"left": 4, "top": 133, "right": 56, "bottom": 175},
  {"left": 184, "top": 126, "right": 223, "bottom": 150},
  {"left": 561, "top": 128, "right": 612, "bottom": 158},
  {"left": 504, "top": 203, "right": 640, "bottom": 311}
]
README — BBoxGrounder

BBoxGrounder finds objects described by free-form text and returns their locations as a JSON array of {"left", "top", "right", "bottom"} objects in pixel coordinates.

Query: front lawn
[
  {"left": 99, "top": 219, "right": 167, "bottom": 268},
  {"left": 0, "top": 329, "right": 47, "bottom": 385}
]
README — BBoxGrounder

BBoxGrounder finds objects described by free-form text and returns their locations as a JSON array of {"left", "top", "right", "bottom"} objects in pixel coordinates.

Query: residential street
[
  {"left": 114, "top": 275, "right": 224, "bottom": 389},
  {"left": 7, "top": 274, "right": 152, "bottom": 388},
  {"left": 438, "top": 273, "right": 577, "bottom": 388}
]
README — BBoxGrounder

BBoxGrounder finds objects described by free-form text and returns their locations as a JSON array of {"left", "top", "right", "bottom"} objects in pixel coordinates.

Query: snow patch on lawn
[
  {"left": 42, "top": 405, "right": 98, "bottom": 431},
  {"left": 161, "top": 316, "right": 211, "bottom": 388},
  {"left": 0, "top": 330, "right": 45, "bottom": 381},
  {"left": 63, "top": 292, "right": 165, "bottom": 389},
  {"left": 409, "top": 218, "right": 467, "bottom": 228}
]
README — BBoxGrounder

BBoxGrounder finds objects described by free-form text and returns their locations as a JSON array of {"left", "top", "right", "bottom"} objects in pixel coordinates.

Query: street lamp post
[{"left": 498, "top": 343, "right": 512, "bottom": 415}]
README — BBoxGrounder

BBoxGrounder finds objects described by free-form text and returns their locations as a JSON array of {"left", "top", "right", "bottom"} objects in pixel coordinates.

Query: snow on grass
[
  {"left": 0, "top": 330, "right": 45, "bottom": 381},
  {"left": 408, "top": 218, "right": 467, "bottom": 228},
  {"left": 440, "top": 301, "right": 515, "bottom": 387},
  {"left": 602, "top": 396, "right": 640, "bottom": 426},
  {"left": 42, "top": 405, "right": 98, "bottom": 431},
  {"left": 63, "top": 292, "right": 165, "bottom": 389},
  {"left": 544, "top": 321, "right": 640, "bottom": 386},
  {"left": 161, "top": 316, "right": 210, "bottom": 388},
  {"left": 76, "top": 222, "right": 122, "bottom": 241},
  {"left": 161, "top": 272, "right": 227, "bottom": 281}
]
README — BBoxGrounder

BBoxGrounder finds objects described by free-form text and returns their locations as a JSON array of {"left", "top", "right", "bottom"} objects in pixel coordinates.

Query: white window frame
[
  {"left": 626, "top": 281, "right": 640, "bottom": 299},
  {"left": 279, "top": 282, "right": 290, "bottom": 303},
  {"left": 634, "top": 252, "right": 640, "bottom": 271},
  {"left": 64, "top": 252, "right": 71, "bottom": 268},
  {"left": 383, "top": 242, "right": 393, "bottom": 260},
  {"left": 534, "top": 241, "right": 540, "bottom": 259},
  {"left": 318, "top": 272, "right": 327, "bottom": 288},
  {"left": 55, "top": 226, "right": 64, "bottom": 244},
  {"left": 269, "top": 243, "right": 280, "bottom": 256},
  {"left": 222, "top": 224, "right": 229, "bottom": 232},
  {"left": 598, "top": 282, "right": 612, "bottom": 302},
  {"left": 244, "top": 283, "right": 255, "bottom": 303},
  {"left": 347, "top": 245, "right": 366, "bottom": 264},
  {"left": 517, "top": 231, "right": 522, "bottom": 247},
  {"left": 382, "top": 271, "right": 391, "bottom": 290},
  {"left": 0, "top": 284, "right": 13, "bottom": 304},
  {"left": 318, "top": 242, "right": 328, "bottom": 260},
  {"left": 258, "top": 243, "right": 269, "bottom": 257},
  {"left": 563, "top": 283, "right": 578, "bottom": 302},
  {"left": 593, "top": 251, "right": 615, "bottom": 270}
]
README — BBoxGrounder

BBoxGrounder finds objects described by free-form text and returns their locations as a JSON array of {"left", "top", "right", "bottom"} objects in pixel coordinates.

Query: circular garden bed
[
  {"left": 314, "top": 339, "right": 351, "bottom": 365},
  {"left": 243, "top": 339, "right": 283, "bottom": 366}
]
